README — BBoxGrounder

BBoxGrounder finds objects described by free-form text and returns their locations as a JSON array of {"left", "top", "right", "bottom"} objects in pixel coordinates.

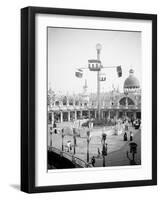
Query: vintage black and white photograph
[
  {"left": 20, "top": 6, "right": 157, "bottom": 193},
  {"left": 47, "top": 27, "right": 141, "bottom": 170}
]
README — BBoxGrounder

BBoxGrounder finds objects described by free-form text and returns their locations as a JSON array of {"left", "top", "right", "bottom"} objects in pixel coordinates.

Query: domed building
[
  {"left": 117, "top": 69, "right": 141, "bottom": 119},
  {"left": 124, "top": 69, "right": 140, "bottom": 93}
]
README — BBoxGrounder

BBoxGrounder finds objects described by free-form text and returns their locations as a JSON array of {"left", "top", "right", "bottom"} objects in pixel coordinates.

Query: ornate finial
[{"left": 129, "top": 69, "right": 134, "bottom": 75}]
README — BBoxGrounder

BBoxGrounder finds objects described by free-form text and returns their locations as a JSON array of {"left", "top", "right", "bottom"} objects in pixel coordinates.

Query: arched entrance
[
  {"left": 119, "top": 97, "right": 135, "bottom": 106},
  {"left": 118, "top": 97, "right": 136, "bottom": 119}
]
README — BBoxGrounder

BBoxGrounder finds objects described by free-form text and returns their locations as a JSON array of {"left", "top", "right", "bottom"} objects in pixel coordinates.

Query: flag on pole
[
  {"left": 117, "top": 66, "right": 122, "bottom": 77},
  {"left": 75, "top": 69, "right": 83, "bottom": 78}
]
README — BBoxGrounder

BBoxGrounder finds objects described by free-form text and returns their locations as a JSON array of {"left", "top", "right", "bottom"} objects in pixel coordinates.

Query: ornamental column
[
  {"left": 75, "top": 110, "right": 77, "bottom": 120},
  {"left": 68, "top": 111, "right": 70, "bottom": 121},
  {"left": 51, "top": 111, "right": 54, "bottom": 125},
  {"left": 60, "top": 111, "right": 63, "bottom": 123},
  {"left": 108, "top": 110, "right": 111, "bottom": 119},
  {"left": 80, "top": 110, "right": 82, "bottom": 119}
]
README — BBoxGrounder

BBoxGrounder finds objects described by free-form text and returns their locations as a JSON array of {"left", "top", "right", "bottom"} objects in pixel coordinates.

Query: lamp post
[
  {"left": 61, "top": 128, "right": 64, "bottom": 151},
  {"left": 96, "top": 43, "right": 102, "bottom": 120},
  {"left": 86, "top": 130, "right": 90, "bottom": 163},
  {"left": 73, "top": 128, "right": 76, "bottom": 155},
  {"left": 87, "top": 44, "right": 102, "bottom": 120},
  {"left": 102, "top": 132, "right": 107, "bottom": 167}
]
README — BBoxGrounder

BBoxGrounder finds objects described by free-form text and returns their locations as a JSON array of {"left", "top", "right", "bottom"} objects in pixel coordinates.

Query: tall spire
[
  {"left": 83, "top": 79, "right": 88, "bottom": 92},
  {"left": 82, "top": 79, "right": 89, "bottom": 102}
]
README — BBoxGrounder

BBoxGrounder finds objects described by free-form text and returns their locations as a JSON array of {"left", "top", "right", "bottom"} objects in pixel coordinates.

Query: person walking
[
  {"left": 53, "top": 122, "right": 57, "bottom": 134},
  {"left": 97, "top": 148, "right": 101, "bottom": 158},
  {"left": 67, "top": 141, "right": 72, "bottom": 152},
  {"left": 49, "top": 127, "right": 53, "bottom": 147},
  {"left": 91, "top": 156, "right": 96, "bottom": 167},
  {"left": 124, "top": 132, "right": 127, "bottom": 141}
]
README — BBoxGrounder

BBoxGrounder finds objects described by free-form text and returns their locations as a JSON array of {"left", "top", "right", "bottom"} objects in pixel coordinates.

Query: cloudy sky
[{"left": 48, "top": 27, "right": 141, "bottom": 94}]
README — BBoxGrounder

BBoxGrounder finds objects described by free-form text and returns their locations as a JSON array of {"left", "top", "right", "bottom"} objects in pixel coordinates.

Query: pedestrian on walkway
[
  {"left": 53, "top": 122, "right": 57, "bottom": 134},
  {"left": 67, "top": 141, "right": 72, "bottom": 152},
  {"left": 97, "top": 148, "right": 101, "bottom": 158},
  {"left": 130, "top": 132, "right": 133, "bottom": 141},
  {"left": 124, "top": 132, "right": 127, "bottom": 141},
  {"left": 53, "top": 122, "right": 56, "bottom": 128},
  {"left": 91, "top": 156, "right": 96, "bottom": 167}
]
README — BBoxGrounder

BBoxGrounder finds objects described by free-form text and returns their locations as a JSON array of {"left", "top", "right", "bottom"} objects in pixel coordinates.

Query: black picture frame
[{"left": 21, "top": 6, "right": 157, "bottom": 193}]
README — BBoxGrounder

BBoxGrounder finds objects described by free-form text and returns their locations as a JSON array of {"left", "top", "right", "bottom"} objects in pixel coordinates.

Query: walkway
[
  {"left": 95, "top": 130, "right": 141, "bottom": 167},
  {"left": 49, "top": 121, "right": 141, "bottom": 166}
]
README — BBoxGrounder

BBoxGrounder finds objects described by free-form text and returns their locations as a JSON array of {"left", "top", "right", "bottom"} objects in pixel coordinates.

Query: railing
[{"left": 48, "top": 146, "right": 92, "bottom": 168}]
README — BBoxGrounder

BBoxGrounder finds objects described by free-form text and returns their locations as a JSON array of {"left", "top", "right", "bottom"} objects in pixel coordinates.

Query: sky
[{"left": 48, "top": 27, "right": 141, "bottom": 94}]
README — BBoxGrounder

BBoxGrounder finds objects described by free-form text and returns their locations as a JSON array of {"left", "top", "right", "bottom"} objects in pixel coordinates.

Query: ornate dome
[{"left": 124, "top": 69, "right": 140, "bottom": 91}]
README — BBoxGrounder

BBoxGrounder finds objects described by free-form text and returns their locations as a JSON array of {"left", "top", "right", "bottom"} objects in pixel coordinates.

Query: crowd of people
[{"left": 114, "top": 116, "right": 141, "bottom": 143}]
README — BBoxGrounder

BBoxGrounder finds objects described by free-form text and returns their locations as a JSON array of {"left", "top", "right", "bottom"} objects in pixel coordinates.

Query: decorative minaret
[
  {"left": 82, "top": 79, "right": 89, "bottom": 102},
  {"left": 83, "top": 79, "right": 88, "bottom": 94}
]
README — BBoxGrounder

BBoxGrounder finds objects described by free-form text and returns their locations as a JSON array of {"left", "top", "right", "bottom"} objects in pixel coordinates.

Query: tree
[{"left": 48, "top": 88, "right": 55, "bottom": 106}]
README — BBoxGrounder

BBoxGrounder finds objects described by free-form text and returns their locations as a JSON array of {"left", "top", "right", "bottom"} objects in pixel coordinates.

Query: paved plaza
[
  {"left": 48, "top": 121, "right": 141, "bottom": 167},
  {"left": 95, "top": 130, "right": 141, "bottom": 167}
]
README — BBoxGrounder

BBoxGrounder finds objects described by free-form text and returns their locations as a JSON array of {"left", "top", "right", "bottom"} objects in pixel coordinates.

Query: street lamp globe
[{"left": 96, "top": 43, "right": 102, "bottom": 51}]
